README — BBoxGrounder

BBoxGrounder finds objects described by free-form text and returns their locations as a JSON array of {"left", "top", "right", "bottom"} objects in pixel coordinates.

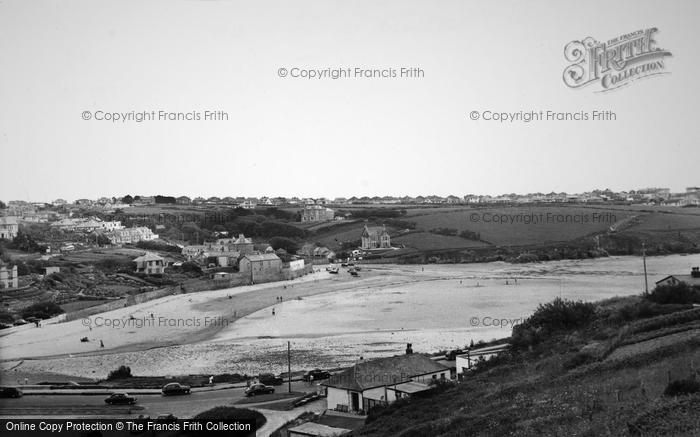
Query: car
[
  {"left": 155, "top": 413, "right": 178, "bottom": 423},
  {"left": 0, "top": 387, "right": 23, "bottom": 398},
  {"left": 244, "top": 383, "right": 275, "bottom": 397},
  {"left": 258, "top": 373, "right": 283, "bottom": 386},
  {"left": 161, "top": 382, "right": 191, "bottom": 396},
  {"left": 105, "top": 392, "right": 137, "bottom": 405},
  {"left": 303, "top": 369, "right": 331, "bottom": 381},
  {"left": 12, "top": 319, "right": 28, "bottom": 326}
]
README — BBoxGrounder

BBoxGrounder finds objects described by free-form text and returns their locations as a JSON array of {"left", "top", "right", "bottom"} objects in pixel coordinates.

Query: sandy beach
[{"left": 2, "top": 254, "right": 699, "bottom": 382}]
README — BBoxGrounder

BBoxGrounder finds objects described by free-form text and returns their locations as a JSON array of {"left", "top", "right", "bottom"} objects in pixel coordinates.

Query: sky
[{"left": 0, "top": 0, "right": 698, "bottom": 202}]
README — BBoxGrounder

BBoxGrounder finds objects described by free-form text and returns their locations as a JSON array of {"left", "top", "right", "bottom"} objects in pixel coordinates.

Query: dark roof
[
  {"left": 362, "top": 225, "right": 389, "bottom": 238},
  {"left": 322, "top": 354, "right": 448, "bottom": 391},
  {"left": 655, "top": 274, "right": 700, "bottom": 287}
]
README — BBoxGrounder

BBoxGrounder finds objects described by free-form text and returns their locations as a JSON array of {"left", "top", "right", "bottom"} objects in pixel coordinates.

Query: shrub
[
  {"left": 563, "top": 351, "right": 596, "bottom": 370},
  {"left": 189, "top": 406, "right": 265, "bottom": 436},
  {"left": 512, "top": 298, "right": 596, "bottom": 349},
  {"left": 644, "top": 283, "right": 700, "bottom": 305},
  {"left": 663, "top": 378, "right": 700, "bottom": 397},
  {"left": 107, "top": 365, "right": 133, "bottom": 380},
  {"left": 21, "top": 301, "right": 64, "bottom": 320}
]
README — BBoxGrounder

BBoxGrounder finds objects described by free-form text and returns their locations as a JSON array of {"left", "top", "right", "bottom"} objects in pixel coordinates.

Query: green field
[{"left": 309, "top": 205, "right": 700, "bottom": 258}]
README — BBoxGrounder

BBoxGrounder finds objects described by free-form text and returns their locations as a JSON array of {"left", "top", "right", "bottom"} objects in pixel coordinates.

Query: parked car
[
  {"left": 105, "top": 392, "right": 137, "bottom": 405},
  {"left": 12, "top": 319, "right": 28, "bottom": 326},
  {"left": 244, "top": 384, "right": 274, "bottom": 397},
  {"left": 0, "top": 387, "right": 23, "bottom": 398},
  {"left": 258, "top": 373, "right": 283, "bottom": 386},
  {"left": 161, "top": 382, "right": 190, "bottom": 396},
  {"left": 303, "top": 369, "right": 331, "bottom": 381},
  {"left": 155, "top": 413, "right": 178, "bottom": 423}
]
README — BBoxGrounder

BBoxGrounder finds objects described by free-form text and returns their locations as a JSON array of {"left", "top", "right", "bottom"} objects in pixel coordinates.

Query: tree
[
  {"left": 121, "top": 195, "right": 134, "bottom": 204},
  {"left": 0, "top": 200, "right": 6, "bottom": 209}
]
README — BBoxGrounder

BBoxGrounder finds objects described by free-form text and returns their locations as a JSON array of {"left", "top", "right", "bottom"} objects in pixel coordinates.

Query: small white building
[
  {"left": 455, "top": 344, "right": 510, "bottom": 376},
  {"left": 322, "top": 353, "right": 449, "bottom": 414}
]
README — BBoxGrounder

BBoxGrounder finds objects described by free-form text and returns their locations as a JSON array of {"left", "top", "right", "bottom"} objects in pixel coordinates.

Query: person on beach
[{"left": 272, "top": 308, "right": 276, "bottom": 316}]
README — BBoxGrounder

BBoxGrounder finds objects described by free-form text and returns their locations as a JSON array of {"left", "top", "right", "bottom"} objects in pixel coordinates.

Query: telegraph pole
[
  {"left": 288, "top": 341, "right": 292, "bottom": 393},
  {"left": 642, "top": 242, "right": 649, "bottom": 293}
]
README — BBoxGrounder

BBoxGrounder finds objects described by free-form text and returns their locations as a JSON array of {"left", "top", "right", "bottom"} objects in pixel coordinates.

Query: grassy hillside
[
  {"left": 357, "top": 291, "right": 700, "bottom": 436},
  {"left": 310, "top": 205, "right": 700, "bottom": 261}
]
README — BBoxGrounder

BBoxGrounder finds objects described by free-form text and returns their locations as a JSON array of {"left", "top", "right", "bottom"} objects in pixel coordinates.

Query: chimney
[{"left": 406, "top": 343, "right": 413, "bottom": 354}]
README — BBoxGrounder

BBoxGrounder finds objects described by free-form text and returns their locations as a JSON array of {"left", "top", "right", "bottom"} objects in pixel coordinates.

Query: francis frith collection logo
[{"left": 563, "top": 28, "right": 672, "bottom": 92}]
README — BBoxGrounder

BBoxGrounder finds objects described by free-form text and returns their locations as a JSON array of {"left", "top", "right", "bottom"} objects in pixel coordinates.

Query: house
[
  {"left": 44, "top": 266, "right": 61, "bottom": 276},
  {"left": 455, "top": 344, "right": 510, "bottom": 376},
  {"left": 176, "top": 196, "right": 191, "bottom": 205},
  {"left": 133, "top": 252, "right": 165, "bottom": 275},
  {"left": 361, "top": 224, "right": 391, "bottom": 250},
  {"left": 0, "top": 261, "right": 19, "bottom": 289},
  {"left": 322, "top": 353, "right": 449, "bottom": 414},
  {"left": 106, "top": 227, "right": 158, "bottom": 244},
  {"left": 301, "top": 205, "right": 335, "bottom": 222},
  {"left": 0, "top": 217, "right": 19, "bottom": 240},
  {"left": 239, "top": 199, "right": 257, "bottom": 209},
  {"left": 231, "top": 234, "right": 255, "bottom": 255},
  {"left": 239, "top": 253, "right": 282, "bottom": 283},
  {"left": 655, "top": 267, "right": 700, "bottom": 289}
]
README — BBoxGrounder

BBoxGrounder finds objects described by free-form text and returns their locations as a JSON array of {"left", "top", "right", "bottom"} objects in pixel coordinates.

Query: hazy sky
[{"left": 1, "top": 0, "right": 698, "bottom": 202}]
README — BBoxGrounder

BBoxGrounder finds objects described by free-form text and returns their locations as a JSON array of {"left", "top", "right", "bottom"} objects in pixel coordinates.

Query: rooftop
[{"left": 323, "top": 354, "right": 449, "bottom": 391}]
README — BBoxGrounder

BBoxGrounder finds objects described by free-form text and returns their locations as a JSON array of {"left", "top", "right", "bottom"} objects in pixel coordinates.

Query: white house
[
  {"left": 0, "top": 216, "right": 19, "bottom": 240},
  {"left": 133, "top": 252, "right": 165, "bottom": 275},
  {"left": 322, "top": 353, "right": 449, "bottom": 414},
  {"left": 455, "top": 344, "right": 510, "bottom": 376}
]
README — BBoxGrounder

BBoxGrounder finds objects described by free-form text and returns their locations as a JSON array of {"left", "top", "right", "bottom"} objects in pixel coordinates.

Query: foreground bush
[
  {"left": 644, "top": 283, "right": 700, "bottom": 305},
  {"left": 106, "top": 365, "right": 132, "bottom": 380},
  {"left": 664, "top": 378, "right": 700, "bottom": 397},
  {"left": 21, "top": 301, "right": 64, "bottom": 320},
  {"left": 512, "top": 298, "right": 596, "bottom": 349}
]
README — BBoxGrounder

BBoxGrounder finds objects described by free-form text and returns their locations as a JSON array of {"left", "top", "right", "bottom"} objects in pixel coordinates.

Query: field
[{"left": 310, "top": 205, "right": 700, "bottom": 257}]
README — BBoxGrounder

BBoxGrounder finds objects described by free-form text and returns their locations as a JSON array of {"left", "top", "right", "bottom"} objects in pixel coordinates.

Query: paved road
[{"left": 0, "top": 380, "right": 320, "bottom": 419}]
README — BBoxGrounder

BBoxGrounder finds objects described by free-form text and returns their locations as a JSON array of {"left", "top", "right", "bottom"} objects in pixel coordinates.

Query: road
[{"left": 0, "top": 380, "right": 319, "bottom": 418}]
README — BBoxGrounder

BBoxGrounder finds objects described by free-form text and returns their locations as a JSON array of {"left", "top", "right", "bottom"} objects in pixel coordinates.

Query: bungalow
[
  {"left": 455, "top": 344, "right": 511, "bottom": 376},
  {"left": 655, "top": 267, "right": 700, "bottom": 289},
  {"left": 133, "top": 252, "right": 165, "bottom": 275},
  {"left": 322, "top": 353, "right": 449, "bottom": 414},
  {"left": 0, "top": 216, "right": 19, "bottom": 240}
]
